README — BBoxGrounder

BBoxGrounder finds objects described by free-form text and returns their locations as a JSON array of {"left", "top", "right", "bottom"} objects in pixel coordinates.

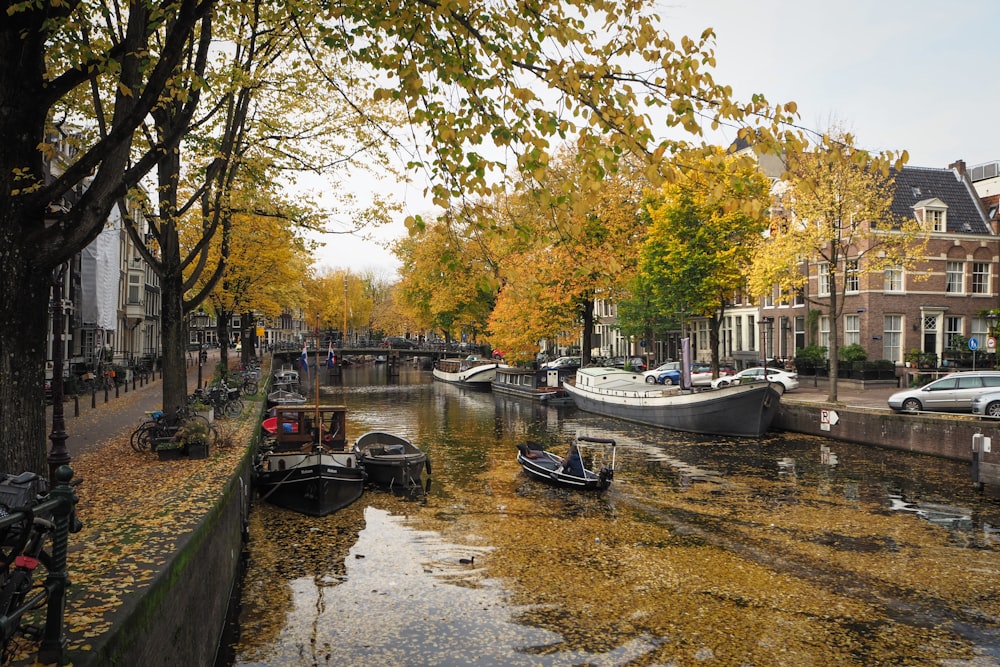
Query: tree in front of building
[
  {"left": 633, "top": 148, "right": 772, "bottom": 376},
  {"left": 748, "top": 132, "right": 927, "bottom": 402}
]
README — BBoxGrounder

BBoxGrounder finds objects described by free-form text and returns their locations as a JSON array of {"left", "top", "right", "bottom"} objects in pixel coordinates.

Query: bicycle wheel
[
  {"left": 241, "top": 379, "right": 258, "bottom": 396},
  {"left": 224, "top": 399, "right": 244, "bottom": 419},
  {"left": 130, "top": 421, "right": 156, "bottom": 452}
]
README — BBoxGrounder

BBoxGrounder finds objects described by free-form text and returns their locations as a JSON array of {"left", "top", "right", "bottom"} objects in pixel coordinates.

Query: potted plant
[
  {"left": 190, "top": 395, "right": 214, "bottom": 423},
  {"left": 176, "top": 419, "right": 211, "bottom": 459},
  {"left": 155, "top": 439, "right": 186, "bottom": 461}
]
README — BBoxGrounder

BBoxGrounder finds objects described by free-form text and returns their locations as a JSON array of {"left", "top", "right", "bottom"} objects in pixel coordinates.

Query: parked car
[
  {"left": 643, "top": 362, "right": 680, "bottom": 384},
  {"left": 691, "top": 363, "right": 736, "bottom": 386},
  {"left": 971, "top": 390, "right": 1000, "bottom": 418},
  {"left": 541, "top": 356, "right": 582, "bottom": 370},
  {"left": 607, "top": 356, "right": 648, "bottom": 372},
  {"left": 888, "top": 371, "right": 1000, "bottom": 413},
  {"left": 382, "top": 336, "right": 417, "bottom": 349},
  {"left": 711, "top": 367, "right": 799, "bottom": 394}
]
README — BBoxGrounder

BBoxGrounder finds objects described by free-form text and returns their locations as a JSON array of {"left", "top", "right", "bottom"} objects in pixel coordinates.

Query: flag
[
  {"left": 300, "top": 342, "right": 308, "bottom": 371},
  {"left": 327, "top": 341, "right": 335, "bottom": 368}
]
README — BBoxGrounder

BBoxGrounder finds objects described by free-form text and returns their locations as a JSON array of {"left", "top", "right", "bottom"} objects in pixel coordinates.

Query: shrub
[{"left": 838, "top": 343, "right": 868, "bottom": 363}]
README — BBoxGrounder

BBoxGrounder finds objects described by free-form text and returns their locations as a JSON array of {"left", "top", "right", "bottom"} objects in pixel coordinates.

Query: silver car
[
  {"left": 888, "top": 371, "right": 1000, "bottom": 412},
  {"left": 971, "top": 390, "right": 1000, "bottom": 417}
]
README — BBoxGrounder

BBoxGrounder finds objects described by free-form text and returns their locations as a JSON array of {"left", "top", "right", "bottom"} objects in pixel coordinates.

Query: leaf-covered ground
[{"left": 10, "top": 385, "right": 256, "bottom": 665}]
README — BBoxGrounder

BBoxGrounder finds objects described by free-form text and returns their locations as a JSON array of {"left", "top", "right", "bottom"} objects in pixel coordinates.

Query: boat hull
[
  {"left": 256, "top": 451, "right": 364, "bottom": 516},
  {"left": 354, "top": 431, "right": 428, "bottom": 489},
  {"left": 432, "top": 363, "right": 499, "bottom": 386},
  {"left": 563, "top": 371, "right": 780, "bottom": 437},
  {"left": 516, "top": 448, "right": 611, "bottom": 491}
]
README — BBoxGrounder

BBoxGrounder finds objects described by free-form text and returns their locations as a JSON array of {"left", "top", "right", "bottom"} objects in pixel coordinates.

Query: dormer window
[{"left": 913, "top": 198, "right": 947, "bottom": 232}]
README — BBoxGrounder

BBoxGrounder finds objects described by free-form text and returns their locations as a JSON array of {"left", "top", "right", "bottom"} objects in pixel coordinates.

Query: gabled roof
[{"left": 891, "top": 166, "right": 991, "bottom": 234}]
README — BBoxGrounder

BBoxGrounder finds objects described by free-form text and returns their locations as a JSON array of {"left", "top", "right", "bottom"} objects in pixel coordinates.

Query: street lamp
[
  {"left": 48, "top": 264, "right": 70, "bottom": 483},
  {"left": 758, "top": 316, "right": 774, "bottom": 368}
]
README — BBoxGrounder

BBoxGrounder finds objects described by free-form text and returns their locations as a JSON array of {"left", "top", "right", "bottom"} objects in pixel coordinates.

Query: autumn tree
[
  {"left": 4, "top": 0, "right": 798, "bottom": 473},
  {"left": 747, "top": 132, "right": 927, "bottom": 401},
  {"left": 484, "top": 147, "right": 650, "bottom": 364},
  {"left": 633, "top": 149, "right": 772, "bottom": 376},
  {"left": 394, "top": 214, "right": 499, "bottom": 343}
]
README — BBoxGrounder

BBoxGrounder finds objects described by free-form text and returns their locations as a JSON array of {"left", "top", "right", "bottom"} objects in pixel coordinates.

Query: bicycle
[
  {"left": 130, "top": 406, "right": 216, "bottom": 453},
  {"left": 0, "top": 472, "right": 81, "bottom": 663}
]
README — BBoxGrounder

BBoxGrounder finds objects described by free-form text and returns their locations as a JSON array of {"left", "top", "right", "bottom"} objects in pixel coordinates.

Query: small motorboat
[
  {"left": 516, "top": 436, "right": 616, "bottom": 492},
  {"left": 267, "top": 387, "right": 307, "bottom": 407},
  {"left": 353, "top": 431, "right": 429, "bottom": 490}
]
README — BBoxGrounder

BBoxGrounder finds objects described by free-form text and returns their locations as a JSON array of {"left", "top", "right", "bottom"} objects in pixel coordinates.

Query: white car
[
  {"left": 711, "top": 367, "right": 799, "bottom": 394},
  {"left": 642, "top": 362, "right": 680, "bottom": 383},
  {"left": 541, "top": 356, "right": 581, "bottom": 370}
]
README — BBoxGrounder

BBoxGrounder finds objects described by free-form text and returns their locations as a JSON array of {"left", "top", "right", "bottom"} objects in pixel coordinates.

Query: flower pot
[
  {"left": 195, "top": 408, "right": 214, "bottom": 423},
  {"left": 157, "top": 447, "right": 184, "bottom": 461},
  {"left": 186, "top": 442, "right": 209, "bottom": 459}
]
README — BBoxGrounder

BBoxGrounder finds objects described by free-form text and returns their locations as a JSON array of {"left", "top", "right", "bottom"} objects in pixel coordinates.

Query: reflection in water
[{"left": 230, "top": 364, "right": 1000, "bottom": 665}]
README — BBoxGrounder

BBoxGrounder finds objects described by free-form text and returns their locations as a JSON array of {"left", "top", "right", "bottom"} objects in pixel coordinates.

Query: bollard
[
  {"left": 73, "top": 395, "right": 79, "bottom": 418},
  {"left": 116, "top": 383, "right": 120, "bottom": 399},
  {"left": 104, "top": 385, "right": 109, "bottom": 403},
  {"left": 91, "top": 387, "right": 96, "bottom": 409}
]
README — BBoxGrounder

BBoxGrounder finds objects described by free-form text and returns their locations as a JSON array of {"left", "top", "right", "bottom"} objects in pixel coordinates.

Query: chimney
[{"left": 949, "top": 159, "right": 967, "bottom": 175}]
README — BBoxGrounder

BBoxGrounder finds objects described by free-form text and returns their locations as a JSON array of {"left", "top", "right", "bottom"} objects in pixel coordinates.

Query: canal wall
[
  {"left": 776, "top": 398, "right": 1000, "bottom": 464},
  {"left": 75, "top": 450, "right": 254, "bottom": 667}
]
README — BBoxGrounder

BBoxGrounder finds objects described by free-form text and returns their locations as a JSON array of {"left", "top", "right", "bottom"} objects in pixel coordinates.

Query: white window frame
[
  {"left": 845, "top": 314, "right": 860, "bottom": 346},
  {"left": 946, "top": 261, "right": 964, "bottom": 294},
  {"left": 972, "top": 262, "right": 990, "bottom": 295},
  {"left": 819, "top": 316, "right": 830, "bottom": 352},
  {"left": 884, "top": 265, "right": 903, "bottom": 293},
  {"left": 945, "top": 316, "right": 963, "bottom": 349},
  {"left": 845, "top": 259, "right": 859, "bottom": 294},
  {"left": 883, "top": 315, "right": 902, "bottom": 363},
  {"left": 817, "top": 263, "right": 830, "bottom": 296}
]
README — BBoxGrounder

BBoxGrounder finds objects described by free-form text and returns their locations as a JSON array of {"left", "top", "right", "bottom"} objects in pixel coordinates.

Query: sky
[{"left": 310, "top": 0, "right": 1000, "bottom": 277}]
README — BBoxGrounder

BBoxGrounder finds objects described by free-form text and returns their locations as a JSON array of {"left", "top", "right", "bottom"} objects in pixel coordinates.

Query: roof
[{"left": 891, "top": 166, "right": 991, "bottom": 234}]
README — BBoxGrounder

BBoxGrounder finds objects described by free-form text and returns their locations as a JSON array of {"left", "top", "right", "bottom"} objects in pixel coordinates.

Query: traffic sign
[
  {"left": 989, "top": 336, "right": 997, "bottom": 352},
  {"left": 969, "top": 337, "right": 979, "bottom": 351}
]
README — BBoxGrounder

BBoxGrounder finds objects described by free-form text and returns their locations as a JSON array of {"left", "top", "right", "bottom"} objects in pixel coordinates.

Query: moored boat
[
  {"left": 491, "top": 366, "right": 574, "bottom": 403},
  {"left": 255, "top": 404, "right": 365, "bottom": 516},
  {"left": 353, "top": 431, "right": 429, "bottom": 489},
  {"left": 562, "top": 366, "right": 780, "bottom": 437},
  {"left": 267, "top": 387, "right": 307, "bottom": 407},
  {"left": 515, "top": 436, "right": 616, "bottom": 491},
  {"left": 432, "top": 355, "right": 501, "bottom": 387}
]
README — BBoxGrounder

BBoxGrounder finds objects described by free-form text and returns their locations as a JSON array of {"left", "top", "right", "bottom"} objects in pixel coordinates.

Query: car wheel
[
  {"left": 664, "top": 377, "right": 676, "bottom": 385},
  {"left": 901, "top": 397, "right": 922, "bottom": 412},
  {"left": 717, "top": 380, "right": 730, "bottom": 388},
  {"left": 986, "top": 402, "right": 1000, "bottom": 418},
  {"left": 645, "top": 375, "right": 656, "bottom": 384}
]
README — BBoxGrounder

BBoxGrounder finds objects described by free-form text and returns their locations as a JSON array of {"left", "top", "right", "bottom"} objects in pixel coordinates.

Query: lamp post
[{"left": 758, "top": 316, "right": 774, "bottom": 368}]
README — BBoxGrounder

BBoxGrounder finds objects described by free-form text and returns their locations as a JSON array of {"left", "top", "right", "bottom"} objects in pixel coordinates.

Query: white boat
[
  {"left": 562, "top": 367, "right": 781, "bottom": 437},
  {"left": 432, "top": 356, "right": 502, "bottom": 387}
]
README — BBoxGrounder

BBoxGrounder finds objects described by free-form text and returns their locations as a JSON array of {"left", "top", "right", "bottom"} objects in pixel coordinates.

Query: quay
[{"left": 29, "top": 366, "right": 1000, "bottom": 665}]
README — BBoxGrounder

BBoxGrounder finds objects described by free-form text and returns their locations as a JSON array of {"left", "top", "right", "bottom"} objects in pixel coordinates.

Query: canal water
[{"left": 227, "top": 364, "right": 1000, "bottom": 666}]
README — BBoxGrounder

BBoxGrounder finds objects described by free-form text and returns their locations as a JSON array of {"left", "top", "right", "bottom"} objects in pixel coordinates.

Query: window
[
  {"left": 845, "top": 260, "right": 859, "bottom": 293},
  {"left": 883, "top": 315, "right": 902, "bottom": 363},
  {"left": 972, "top": 317, "right": 989, "bottom": 346},
  {"left": 794, "top": 316, "right": 805, "bottom": 352},
  {"left": 845, "top": 315, "right": 860, "bottom": 346},
  {"left": 817, "top": 263, "right": 830, "bottom": 296},
  {"left": 927, "top": 209, "right": 944, "bottom": 231},
  {"left": 127, "top": 273, "right": 141, "bottom": 304},
  {"left": 946, "top": 261, "right": 964, "bottom": 294},
  {"left": 819, "top": 316, "right": 830, "bottom": 351},
  {"left": 973, "top": 262, "right": 990, "bottom": 295},
  {"left": 884, "top": 265, "right": 903, "bottom": 293},
  {"left": 945, "top": 316, "right": 963, "bottom": 349}
]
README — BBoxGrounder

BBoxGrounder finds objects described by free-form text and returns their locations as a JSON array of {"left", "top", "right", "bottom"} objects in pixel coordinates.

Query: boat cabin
[{"left": 272, "top": 405, "right": 347, "bottom": 451}]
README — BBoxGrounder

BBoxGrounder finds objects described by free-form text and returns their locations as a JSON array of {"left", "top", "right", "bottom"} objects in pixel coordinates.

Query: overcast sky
[{"left": 312, "top": 0, "right": 1000, "bottom": 276}]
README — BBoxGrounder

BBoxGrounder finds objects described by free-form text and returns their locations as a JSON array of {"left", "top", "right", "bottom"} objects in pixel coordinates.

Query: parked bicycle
[
  {"left": 130, "top": 405, "right": 216, "bottom": 453},
  {"left": 0, "top": 472, "right": 81, "bottom": 662}
]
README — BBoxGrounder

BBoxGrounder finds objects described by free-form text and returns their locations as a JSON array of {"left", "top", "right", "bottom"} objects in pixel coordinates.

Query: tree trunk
[
  {"left": 160, "top": 272, "right": 189, "bottom": 414},
  {"left": 0, "top": 253, "right": 51, "bottom": 476},
  {"left": 828, "top": 276, "right": 840, "bottom": 402}
]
